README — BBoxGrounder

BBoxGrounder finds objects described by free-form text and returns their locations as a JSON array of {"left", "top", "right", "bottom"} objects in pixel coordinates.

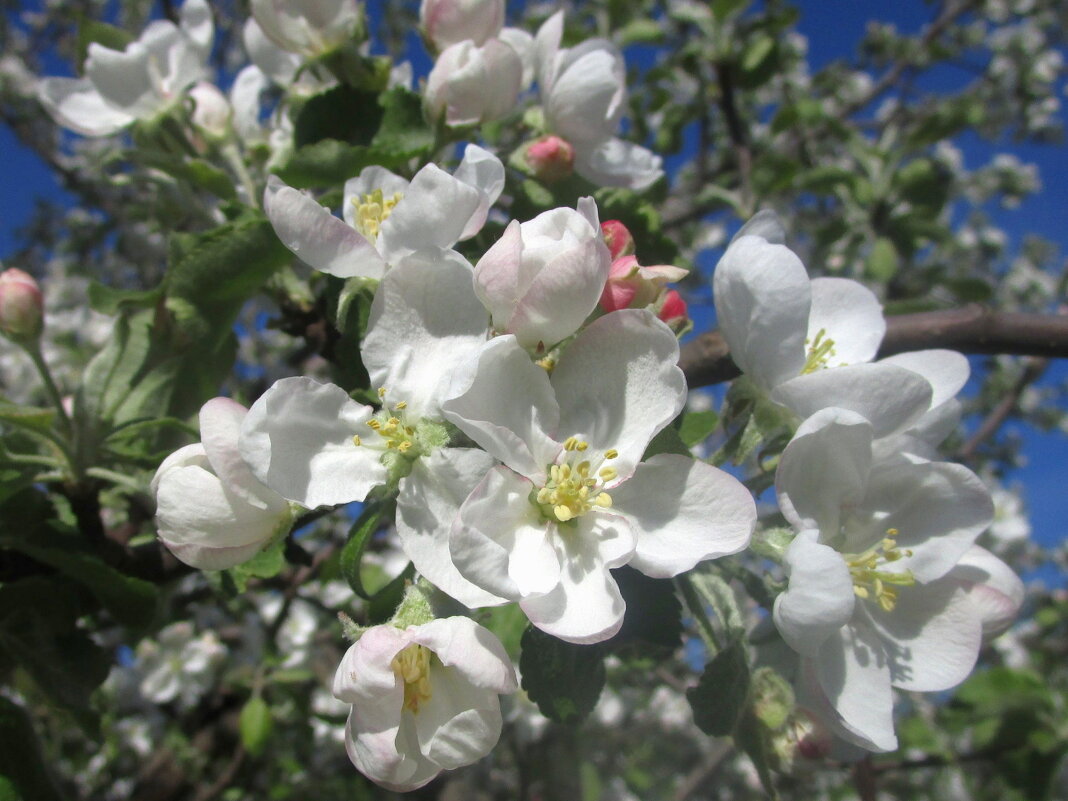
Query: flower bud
[
  {"left": 522, "top": 135, "right": 574, "bottom": 183},
  {"left": 599, "top": 255, "right": 688, "bottom": 315},
  {"left": 0, "top": 268, "right": 43, "bottom": 342},
  {"left": 425, "top": 38, "right": 523, "bottom": 127},
  {"left": 600, "top": 219, "right": 635, "bottom": 259},
  {"left": 188, "top": 82, "right": 232, "bottom": 140},
  {"left": 658, "top": 289, "right": 688, "bottom": 327},
  {"left": 474, "top": 197, "right": 610, "bottom": 350},
  {"left": 421, "top": 0, "right": 504, "bottom": 51}
]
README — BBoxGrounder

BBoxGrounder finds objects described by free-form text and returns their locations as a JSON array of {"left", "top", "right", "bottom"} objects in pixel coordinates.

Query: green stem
[
  {"left": 24, "top": 343, "right": 71, "bottom": 437},
  {"left": 221, "top": 142, "right": 259, "bottom": 208},
  {"left": 676, "top": 573, "right": 723, "bottom": 654}
]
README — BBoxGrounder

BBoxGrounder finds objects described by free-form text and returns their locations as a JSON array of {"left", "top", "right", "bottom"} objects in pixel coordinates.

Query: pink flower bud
[
  {"left": 523, "top": 135, "right": 574, "bottom": 184},
  {"left": 599, "top": 255, "right": 689, "bottom": 315},
  {"left": 425, "top": 38, "right": 523, "bottom": 127},
  {"left": 0, "top": 268, "right": 43, "bottom": 342},
  {"left": 657, "top": 290, "right": 688, "bottom": 327},
  {"left": 600, "top": 219, "right": 635, "bottom": 259}
]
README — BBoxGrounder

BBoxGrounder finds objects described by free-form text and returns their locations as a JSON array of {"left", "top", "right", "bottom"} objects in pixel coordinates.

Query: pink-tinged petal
[
  {"left": 712, "top": 235, "right": 810, "bottom": 390},
  {"left": 807, "top": 278, "right": 885, "bottom": 367},
  {"left": 473, "top": 220, "right": 524, "bottom": 327},
  {"left": 441, "top": 336, "right": 561, "bottom": 478},
  {"left": 411, "top": 617, "right": 518, "bottom": 693},
  {"left": 878, "top": 349, "right": 970, "bottom": 410},
  {"left": 552, "top": 310, "right": 686, "bottom": 480},
  {"left": 411, "top": 666, "right": 503, "bottom": 771},
  {"left": 864, "top": 581, "right": 982, "bottom": 693},
  {"left": 333, "top": 626, "right": 409, "bottom": 704},
  {"left": 613, "top": 454, "right": 755, "bottom": 577},
  {"left": 773, "top": 531, "right": 855, "bottom": 657},
  {"left": 520, "top": 515, "right": 633, "bottom": 644},
  {"left": 858, "top": 461, "right": 993, "bottom": 583},
  {"left": 776, "top": 408, "right": 873, "bottom": 538},
  {"left": 397, "top": 449, "right": 510, "bottom": 610},
  {"left": 573, "top": 138, "right": 664, "bottom": 190},
  {"left": 263, "top": 176, "right": 385, "bottom": 278},
  {"left": 37, "top": 78, "right": 135, "bottom": 136},
  {"left": 344, "top": 711, "right": 431, "bottom": 793},
  {"left": 239, "top": 377, "right": 387, "bottom": 508},
  {"left": 946, "top": 545, "right": 1024, "bottom": 639},
  {"left": 772, "top": 362, "right": 933, "bottom": 438},
  {"left": 363, "top": 248, "right": 489, "bottom": 419},
  {"left": 453, "top": 144, "right": 505, "bottom": 240},
  {"left": 450, "top": 466, "right": 555, "bottom": 600},
  {"left": 379, "top": 164, "right": 482, "bottom": 262},
  {"left": 798, "top": 621, "right": 897, "bottom": 752}
]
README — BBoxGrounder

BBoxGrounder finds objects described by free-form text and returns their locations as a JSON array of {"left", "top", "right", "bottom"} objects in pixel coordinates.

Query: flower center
[
  {"left": 845, "top": 528, "right": 916, "bottom": 612},
  {"left": 352, "top": 387, "right": 417, "bottom": 454},
  {"left": 352, "top": 189, "right": 402, "bottom": 241},
  {"left": 535, "top": 437, "right": 618, "bottom": 523},
  {"left": 801, "top": 328, "right": 838, "bottom": 374},
  {"left": 391, "top": 644, "right": 433, "bottom": 714}
]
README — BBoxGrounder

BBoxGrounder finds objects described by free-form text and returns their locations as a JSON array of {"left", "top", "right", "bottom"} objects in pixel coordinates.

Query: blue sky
[{"left": 1, "top": 1, "right": 1065, "bottom": 554}]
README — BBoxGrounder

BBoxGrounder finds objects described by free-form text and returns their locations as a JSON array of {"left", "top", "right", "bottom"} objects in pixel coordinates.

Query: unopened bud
[
  {"left": 600, "top": 219, "right": 635, "bottom": 259},
  {"left": 523, "top": 135, "right": 575, "bottom": 184},
  {"left": 0, "top": 268, "right": 43, "bottom": 342},
  {"left": 188, "top": 82, "right": 232, "bottom": 141},
  {"left": 657, "top": 289, "right": 688, "bottom": 328}
]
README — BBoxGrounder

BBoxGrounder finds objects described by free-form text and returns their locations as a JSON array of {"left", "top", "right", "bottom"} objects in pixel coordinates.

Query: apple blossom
[
  {"left": 441, "top": 310, "right": 756, "bottom": 643},
  {"left": 249, "top": 0, "right": 362, "bottom": 59},
  {"left": 772, "top": 407, "right": 998, "bottom": 751},
  {"left": 264, "top": 144, "right": 504, "bottom": 279},
  {"left": 0, "top": 268, "right": 44, "bottom": 342},
  {"left": 153, "top": 398, "right": 294, "bottom": 571},
  {"left": 38, "top": 0, "right": 213, "bottom": 137},
  {"left": 599, "top": 255, "right": 688, "bottom": 314},
  {"left": 534, "top": 11, "right": 663, "bottom": 189},
  {"left": 333, "top": 615, "right": 517, "bottom": 791},
  {"left": 420, "top": 0, "right": 505, "bottom": 51},
  {"left": 425, "top": 38, "right": 524, "bottom": 127},
  {"left": 657, "top": 289, "right": 689, "bottom": 331},
  {"left": 474, "top": 197, "right": 611, "bottom": 351},
  {"left": 187, "top": 82, "right": 231, "bottom": 140},
  {"left": 522, "top": 135, "right": 576, "bottom": 183}
]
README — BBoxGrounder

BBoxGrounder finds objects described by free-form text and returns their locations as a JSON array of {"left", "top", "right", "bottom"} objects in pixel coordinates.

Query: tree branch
[
  {"left": 956, "top": 356, "right": 1049, "bottom": 461},
  {"left": 679, "top": 305, "right": 1068, "bottom": 388}
]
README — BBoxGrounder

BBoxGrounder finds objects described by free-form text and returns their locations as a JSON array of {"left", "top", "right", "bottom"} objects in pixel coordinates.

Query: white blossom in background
[
  {"left": 153, "top": 398, "right": 294, "bottom": 570},
  {"left": 442, "top": 310, "right": 755, "bottom": 643},
  {"left": 534, "top": 11, "right": 663, "bottom": 189},
  {"left": 772, "top": 408, "right": 1001, "bottom": 752},
  {"left": 136, "top": 621, "right": 227, "bottom": 710},
  {"left": 333, "top": 616, "right": 517, "bottom": 791},
  {"left": 425, "top": 37, "right": 525, "bottom": 127},
  {"left": 420, "top": 0, "right": 505, "bottom": 51},
  {"left": 264, "top": 144, "right": 504, "bottom": 279},
  {"left": 249, "top": 0, "right": 362, "bottom": 59},
  {"left": 38, "top": 0, "right": 213, "bottom": 136}
]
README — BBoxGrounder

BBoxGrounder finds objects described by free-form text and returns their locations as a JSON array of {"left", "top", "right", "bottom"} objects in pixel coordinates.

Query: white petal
[
  {"left": 552, "top": 310, "right": 686, "bottom": 480},
  {"left": 397, "top": 449, "right": 510, "bottom": 609},
  {"left": 243, "top": 18, "right": 300, "bottom": 85},
  {"left": 864, "top": 581, "right": 981, "bottom": 692},
  {"left": 772, "top": 362, "right": 933, "bottom": 438},
  {"left": 363, "top": 248, "right": 489, "bottom": 419},
  {"left": 776, "top": 408, "right": 873, "bottom": 537},
  {"left": 441, "top": 336, "right": 561, "bottom": 478},
  {"left": 773, "top": 531, "right": 855, "bottom": 657},
  {"left": 37, "top": 78, "right": 134, "bottom": 136},
  {"left": 730, "top": 210, "right": 786, "bottom": 245},
  {"left": 412, "top": 616, "right": 518, "bottom": 693},
  {"left": 229, "top": 65, "right": 268, "bottom": 141},
  {"left": 546, "top": 43, "right": 624, "bottom": 147},
  {"left": 379, "top": 164, "right": 482, "bottom": 263},
  {"left": 412, "top": 665, "right": 503, "bottom": 771},
  {"left": 198, "top": 397, "right": 272, "bottom": 509},
  {"left": 239, "top": 377, "right": 387, "bottom": 508},
  {"left": 264, "top": 176, "right": 385, "bottom": 278},
  {"left": 83, "top": 41, "right": 157, "bottom": 113},
  {"left": 613, "top": 454, "right": 755, "bottom": 577},
  {"left": 946, "top": 545, "right": 1024, "bottom": 639},
  {"left": 712, "top": 235, "right": 810, "bottom": 390},
  {"left": 179, "top": 0, "right": 214, "bottom": 61},
  {"left": 520, "top": 515, "right": 633, "bottom": 644},
  {"left": 453, "top": 144, "right": 505, "bottom": 240},
  {"left": 573, "top": 138, "right": 664, "bottom": 190},
  {"left": 799, "top": 621, "right": 897, "bottom": 752},
  {"left": 807, "top": 277, "right": 885, "bottom": 367},
  {"left": 498, "top": 27, "right": 535, "bottom": 89},
  {"left": 878, "top": 349, "right": 970, "bottom": 410}
]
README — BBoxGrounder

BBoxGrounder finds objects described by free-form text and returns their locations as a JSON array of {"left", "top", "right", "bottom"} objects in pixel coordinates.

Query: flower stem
[
  {"left": 675, "top": 573, "right": 723, "bottom": 654},
  {"left": 24, "top": 342, "right": 71, "bottom": 437},
  {"left": 222, "top": 142, "right": 259, "bottom": 208}
]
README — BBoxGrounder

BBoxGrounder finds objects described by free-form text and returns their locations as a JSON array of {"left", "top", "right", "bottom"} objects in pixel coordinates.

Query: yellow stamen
[
  {"left": 845, "top": 528, "right": 915, "bottom": 612},
  {"left": 353, "top": 190, "right": 403, "bottom": 242},
  {"left": 391, "top": 644, "right": 433, "bottom": 714},
  {"left": 801, "top": 328, "right": 838, "bottom": 374}
]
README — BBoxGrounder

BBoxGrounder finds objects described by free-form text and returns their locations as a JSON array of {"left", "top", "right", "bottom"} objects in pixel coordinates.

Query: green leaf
[
  {"left": 519, "top": 626, "right": 605, "bottom": 725},
  {"left": 643, "top": 424, "right": 691, "bottom": 459},
  {"left": 608, "top": 567, "right": 683, "bottom": 650},
  {"left": 0, "top": 400, "right": 54, "bottom": 435},
  {"left": 713, "top": 0, "right": 750, "bottom": 20},
  {"left": 228, "top": 537, "right": 287, "bottom": 593},
  {"left": 239, "top": 696, "right": 274, "bottom": 757},
  {"left": 687, "top": 638, "right": 750, "bottom": 737},
  {"left": 734, "top": 707, "right": 779, "bottom": 798},
  {"left": 135, "top": 152, "right": 237, "bottom": 200},
  {"left": 687, "top": 568, "right": 745, "bottom": 642},
  {"left": 0, "top": 696, "right": 65, "bottom": 801},
  {"left": 340, "top": 499, "right": 395, "bottom": 599},
  {"left": 87, "top": 282, "right": 163, "bottom": 316},
  {"left": 478, "top": 604, "right": 529, "bottom": 659},
  {"left": 866, "top": 237, "right": 899, "bottom": 281},
  {"left": 294, "top": 85, "right": 383, "bottom": 148},
  {"left": 370, "top": 88, "right": 435, "bottom": 159},
  {"left": 737, "top": 36, "right": 779, "bottom": 89},
  {"left": 677, "top": 410, "right": 719, "bottom": 448},
  {"left": 366, "top": 563, "right": 415, "bottom": 624},
  {"left": 619, "top": 19, "right": 664, "bottom": 45}
]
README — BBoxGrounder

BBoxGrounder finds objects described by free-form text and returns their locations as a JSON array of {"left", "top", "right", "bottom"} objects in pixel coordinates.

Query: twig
[
  {"left": 673, "top": 741, "right": 733, "bottom": 801},
  {"left": 193, "top": 745, "right": 247, "bottom": 801},
  {"left": 852, "top": 756, "right": 878, "bottom": 801},
  {"left": 714, "top": 62, "right": 753, "bottom": 214},
  {"left": 956, "top": 356, "right": 1049, "bottom": 461}
]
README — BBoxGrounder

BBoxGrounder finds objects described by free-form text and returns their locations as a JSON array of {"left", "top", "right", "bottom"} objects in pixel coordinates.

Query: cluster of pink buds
[{"left": 597, "top": 221, "right": 689, "bottom": 332}]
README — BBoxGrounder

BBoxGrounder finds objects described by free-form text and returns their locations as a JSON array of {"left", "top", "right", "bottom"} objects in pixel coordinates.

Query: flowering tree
[{"left": 0, "top": 0, "right": 1066, "bottom": 799}]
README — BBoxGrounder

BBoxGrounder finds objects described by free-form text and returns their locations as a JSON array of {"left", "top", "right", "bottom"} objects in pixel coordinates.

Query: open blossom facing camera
[
  {"left": 38, "top": 0, "right": 213, "bottom": 136},
  {"left": 333, "top": 615, "right": 517, "bottom": 791},
  {"left": 264, "top": 144, "right": 504, "bottom": 279}
]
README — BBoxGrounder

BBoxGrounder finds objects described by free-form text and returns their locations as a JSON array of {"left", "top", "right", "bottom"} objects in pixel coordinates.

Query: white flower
[
  {"left": 772, "top": 408, "right": 998, "bottom": 752},
  {"left": 240, "top": 250, "right": 506, "bottom": 608},
  {"left": 332, "top": 616, "right": 517, "bottom": 791},
  {"left": 153, "top": 398, "right": 293, "bottom": 570},
  {"left": 38, "top": 0, "right": 213, "bottom": 136},
  {"left": 250, "top": 0, "right": 362, "bottom": 59},
  {"left": 425, "top": 37, "right": 524, "bottom": 127},
  {"left": 534, "top": 11, "right": 663, "bottom": 190},
  {"left": 137, "top": 622, "right": 226, "bottom": 708},
  {"left": 264, "top": 144, "right": 504, "bottom": 279},
  {"left": 713, "top": 215, "right": 970, "bottom": 438},
  {"left": 441, "top": 310, "right": 755, "bottom": 643},
  {"left": 187, "top": 81, "right": 231, "bottom": 139},
  {"left": 474, "top": 197, "right": 611, "bottom": 351},
  {"left": 421, "top": 0, "right": 505, "bottom": 51}
]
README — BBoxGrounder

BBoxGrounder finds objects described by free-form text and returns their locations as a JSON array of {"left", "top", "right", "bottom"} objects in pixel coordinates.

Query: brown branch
[
  {"left": 852, "top": 756, "right": 878, "bottom": 801},
  {"left": 679, "top": 305, "right": 1068, "bottom": 388},
  {"left": 956, "top": 356, "right": 1049, "bottom": 461},
  {"left": 714, "top": 62, "right": 753, "bottom": 212}
]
